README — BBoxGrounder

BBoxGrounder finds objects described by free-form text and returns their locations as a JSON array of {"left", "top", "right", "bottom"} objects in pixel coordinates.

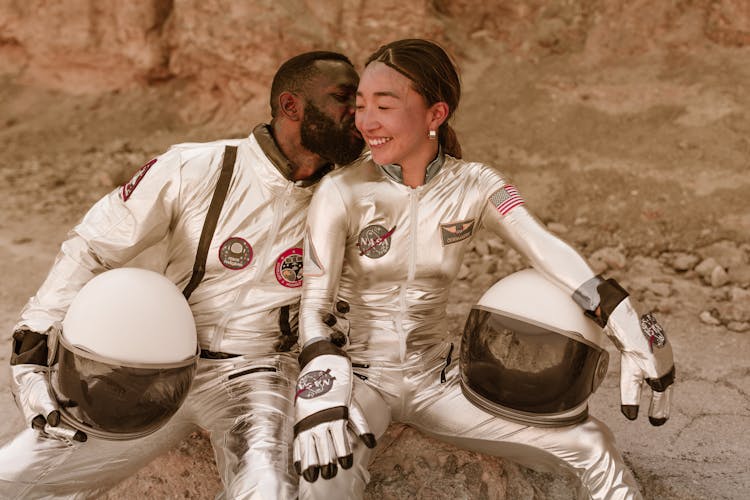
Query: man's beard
[{"left": 300, "top": 103, "right": 364, "bottom": 165}]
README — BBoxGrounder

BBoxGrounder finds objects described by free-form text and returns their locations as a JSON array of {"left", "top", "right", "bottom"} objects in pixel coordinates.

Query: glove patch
[
  {"left": 295, "top": 369, "right": 335, "bottom": 401},
  {"left": 640, "top": 312, "right": 667, "bottom": 351}
]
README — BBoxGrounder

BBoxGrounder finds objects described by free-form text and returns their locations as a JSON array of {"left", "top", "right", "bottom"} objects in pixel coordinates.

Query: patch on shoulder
[
  {"left": 489, "top": 184, "right": 524, "bottom": 216},
  {"left": 121, "top": 158, "right": 157, "bottom": 201},
  {"left": 219, "top": 237, "right": 253, "bottom": 270},
  {"left": 275, "top": 247, "right": 303, "bottom": 288},
  {"left": 440, "top": 218, "right": 475, "bottom": 246}
]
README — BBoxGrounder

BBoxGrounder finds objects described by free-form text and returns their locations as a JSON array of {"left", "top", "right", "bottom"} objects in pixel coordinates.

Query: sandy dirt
[{"left": 1, "top": 40, "right": 749, "bottom": 499}]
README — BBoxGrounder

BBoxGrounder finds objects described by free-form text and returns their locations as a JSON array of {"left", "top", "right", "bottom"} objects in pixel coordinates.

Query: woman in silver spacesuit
[{"left": 292, "top": 39, "right": 675, "bottom": 500}]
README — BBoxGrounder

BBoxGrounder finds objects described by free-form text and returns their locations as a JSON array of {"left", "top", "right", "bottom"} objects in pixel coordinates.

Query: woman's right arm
[{"left": 299, "top": 176, "right": 350, "bottom": 346}]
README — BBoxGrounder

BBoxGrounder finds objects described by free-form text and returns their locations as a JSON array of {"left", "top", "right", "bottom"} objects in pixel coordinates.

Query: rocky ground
[{"left": 1, "top": 2, "right": 750, "bottom": 497}]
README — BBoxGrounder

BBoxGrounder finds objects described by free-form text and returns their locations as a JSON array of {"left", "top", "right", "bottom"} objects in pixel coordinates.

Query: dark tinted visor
[
  {"left": 50, "top": 337, "right": 198, "bottom": 440},
  {"left": 460, "top": 308, "right": 608, "bottom": 417}
]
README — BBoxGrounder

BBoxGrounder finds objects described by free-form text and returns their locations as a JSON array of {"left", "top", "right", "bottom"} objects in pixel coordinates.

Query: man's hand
[
  {"left": 10, "top": 364, "right": 87, "bottom": 442},
  {"left": 10, "top": 326, "right": 86, "bottom": 442},
  {"left": 293, "top": 340, "right": 375, "bottom": 482}
]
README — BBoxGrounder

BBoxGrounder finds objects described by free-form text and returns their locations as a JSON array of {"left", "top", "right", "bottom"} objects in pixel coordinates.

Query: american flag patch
[{"left": 489, "top": 184, "right": 524, "bottom": 216}]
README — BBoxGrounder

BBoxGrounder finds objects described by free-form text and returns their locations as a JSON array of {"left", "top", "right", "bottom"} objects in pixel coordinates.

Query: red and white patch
[
  {"left": 489, "top": 184, "right": 524, "bottom": 216},
  {"left": 275, "top": 247, "right": 303, "bottom": 288},
  {"left": 219, "top": 237, "right": 253, "bottom": 270},
  {"left": 121, "top": 158, "right": 157, "bottom": 201}
]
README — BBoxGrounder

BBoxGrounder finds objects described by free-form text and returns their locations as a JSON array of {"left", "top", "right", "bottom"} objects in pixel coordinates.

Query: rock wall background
[
  {"left": 1, "top": 1, "right": 749, "bottom": 499},
  {"left": 3, "top": 0, "right": 749, "bottom": 125}
]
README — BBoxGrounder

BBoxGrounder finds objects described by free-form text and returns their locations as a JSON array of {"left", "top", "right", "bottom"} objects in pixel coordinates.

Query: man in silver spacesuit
[
  {"left": 291, "top": 39, "right": 674, "bottom": 500},
  {"left": 0, "top": 50, "right": 363, "bottom": 499}
]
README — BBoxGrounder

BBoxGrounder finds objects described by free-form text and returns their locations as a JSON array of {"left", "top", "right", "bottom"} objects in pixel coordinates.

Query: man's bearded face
[{"left": 300, "top": 102, "right": 364, "bottom": 165}]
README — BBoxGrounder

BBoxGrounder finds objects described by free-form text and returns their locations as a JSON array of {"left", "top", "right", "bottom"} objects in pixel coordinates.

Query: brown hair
[{"left": 365, "top": 39, "right": 462, "bottom": 158}]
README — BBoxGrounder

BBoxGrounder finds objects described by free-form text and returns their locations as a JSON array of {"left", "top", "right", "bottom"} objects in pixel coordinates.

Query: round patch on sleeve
[
  {"left": 219, "top": 237, "right": 253, "bottom": 270},
  {"left": 275, "top": 247, "right": 303, "bottom": 288}
]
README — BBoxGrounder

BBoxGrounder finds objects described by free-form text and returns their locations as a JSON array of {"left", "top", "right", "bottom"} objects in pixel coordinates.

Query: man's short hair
[{"left": 270, "top": 51, "right": 353, "bottom": 117}]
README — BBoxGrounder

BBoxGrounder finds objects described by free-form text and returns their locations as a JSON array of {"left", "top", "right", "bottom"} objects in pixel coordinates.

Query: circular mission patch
[
  {"left": 275, "top": 247, "right": 303, "bottom": 287},
  {"left": 357, "top": 224, "right": 393, "bottom": 259},
  {"left": 219, "top": 237, "right": 253, "bottom": 270}
]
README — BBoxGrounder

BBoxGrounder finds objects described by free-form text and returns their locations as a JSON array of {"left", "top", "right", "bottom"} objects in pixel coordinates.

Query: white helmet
[
  {"left": 49, "top": 268, "right": 199, "bottom": 440},
  {"left": 459, "top": 268, "right": 610, "bottom": 427}
]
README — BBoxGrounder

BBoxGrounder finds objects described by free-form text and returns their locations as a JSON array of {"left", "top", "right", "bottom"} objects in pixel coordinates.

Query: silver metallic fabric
[
  {"left": 17, "top": 127, "right": 310, "bottom": 356},
  {"left": 2, "top": 126, "right": 314, "bottom": 499},
  {"left": 299, "top": 153, "right": 643, "bottom": 499},
  {"left": 10, "top": 364, "right": 58, "bottom": 429},
  {"left": 0, "top": 354, "right": 298, "bottom": 499},
  {"left": 300, "top": 351, "right": 640, "bottom": 500}
]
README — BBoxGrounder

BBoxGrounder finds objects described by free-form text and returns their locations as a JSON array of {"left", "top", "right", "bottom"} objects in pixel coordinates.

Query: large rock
[
  {"left": 106, "top": 425, "right": 577, "bottom": 499},
  {"left": 3, "top": 0, "right": 749, "bottom": 126}
]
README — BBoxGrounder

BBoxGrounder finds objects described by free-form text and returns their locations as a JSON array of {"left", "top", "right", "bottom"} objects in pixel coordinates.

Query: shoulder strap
[{"left": 182, "top": 145, "right": 238, "bottom": 299}]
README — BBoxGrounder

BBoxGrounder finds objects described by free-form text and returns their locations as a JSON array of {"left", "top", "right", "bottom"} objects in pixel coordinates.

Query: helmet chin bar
[{"left": 49, "top": 335, "right": 199, "bottom": 441}]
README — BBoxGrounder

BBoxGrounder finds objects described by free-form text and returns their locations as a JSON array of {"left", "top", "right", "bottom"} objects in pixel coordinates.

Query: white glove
[
  {"left": 293, "top": 340, "right": 375, "bottom": 482},
  {"left": 10, "top": 327, "right": 87, "bottom": 442},
  {"left": 607, "top": 304, "right": 675, "bottom": 426}
]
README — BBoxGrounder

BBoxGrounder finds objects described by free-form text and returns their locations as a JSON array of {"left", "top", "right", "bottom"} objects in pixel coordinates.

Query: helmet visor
[
  {"left": 460, "top": 307, "right": 608, "bottom": 425},
  {"left": 50, "top": 336, "right": 198, "bottom": 440}
]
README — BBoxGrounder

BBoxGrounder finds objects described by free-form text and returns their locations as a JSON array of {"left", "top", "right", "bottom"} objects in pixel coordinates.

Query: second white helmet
[{"left": 460, "top": 268, "right": 610, "bottom": 427}]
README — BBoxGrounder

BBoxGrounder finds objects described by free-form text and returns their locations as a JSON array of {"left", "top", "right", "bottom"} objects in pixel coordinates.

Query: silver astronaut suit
[
  {"left": 0, "top": 125, "right": 315, "bottom": 500},
  {"left": 298, "top": 152, "right": 649, "bottom": 500}
]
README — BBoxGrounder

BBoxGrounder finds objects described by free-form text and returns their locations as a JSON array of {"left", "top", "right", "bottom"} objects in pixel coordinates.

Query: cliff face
[{"left": 2, "top": 0, "right": 748, "bottom": 124}]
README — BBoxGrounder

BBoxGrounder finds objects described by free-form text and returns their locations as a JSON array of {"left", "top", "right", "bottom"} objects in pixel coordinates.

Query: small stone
[
  {"left": 589, "top": 247, "right": 627, "bottom": 273},
  {"left": 457, "top": 263, "right": 471, "bottom": 280},
  {"left": 671, "top": 252, "right": 700, "bottom": 272},
  {"left": 695, "top": 257, "right": 719, "bottom": 278},
  {"left": 728, "top": 264, "right": 750, "bottom": 286},
  {"left": 547, "top": 222, "right": 568, "bottom": 234},
  {"left": 699, "top": 311, "right": 721, "bottom": 326},
  {"left": 647, "top": 282, "right": 672, "bottom": 297},
  {"left": 715, "top": 288, "right": 750, "bottom": 323},
  {"left": 727, "top": 321, "right": 750, "bottom": 332},
  {"left": 473, "top": 239, "right": 490, "bottom": 257},
  {"left": 486, "top": 237, "right": 506, "bottom": 255},
  {"left": 698, "top": 240, "right": 747, "bottom": 269},
  {"left": 710, "top": 266, "right": 730, "bottom": 287}
]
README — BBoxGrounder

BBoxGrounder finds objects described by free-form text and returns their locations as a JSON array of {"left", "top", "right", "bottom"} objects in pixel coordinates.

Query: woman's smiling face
[{"left": 355, "top": 62, "right": 442, "bottom": 172}]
